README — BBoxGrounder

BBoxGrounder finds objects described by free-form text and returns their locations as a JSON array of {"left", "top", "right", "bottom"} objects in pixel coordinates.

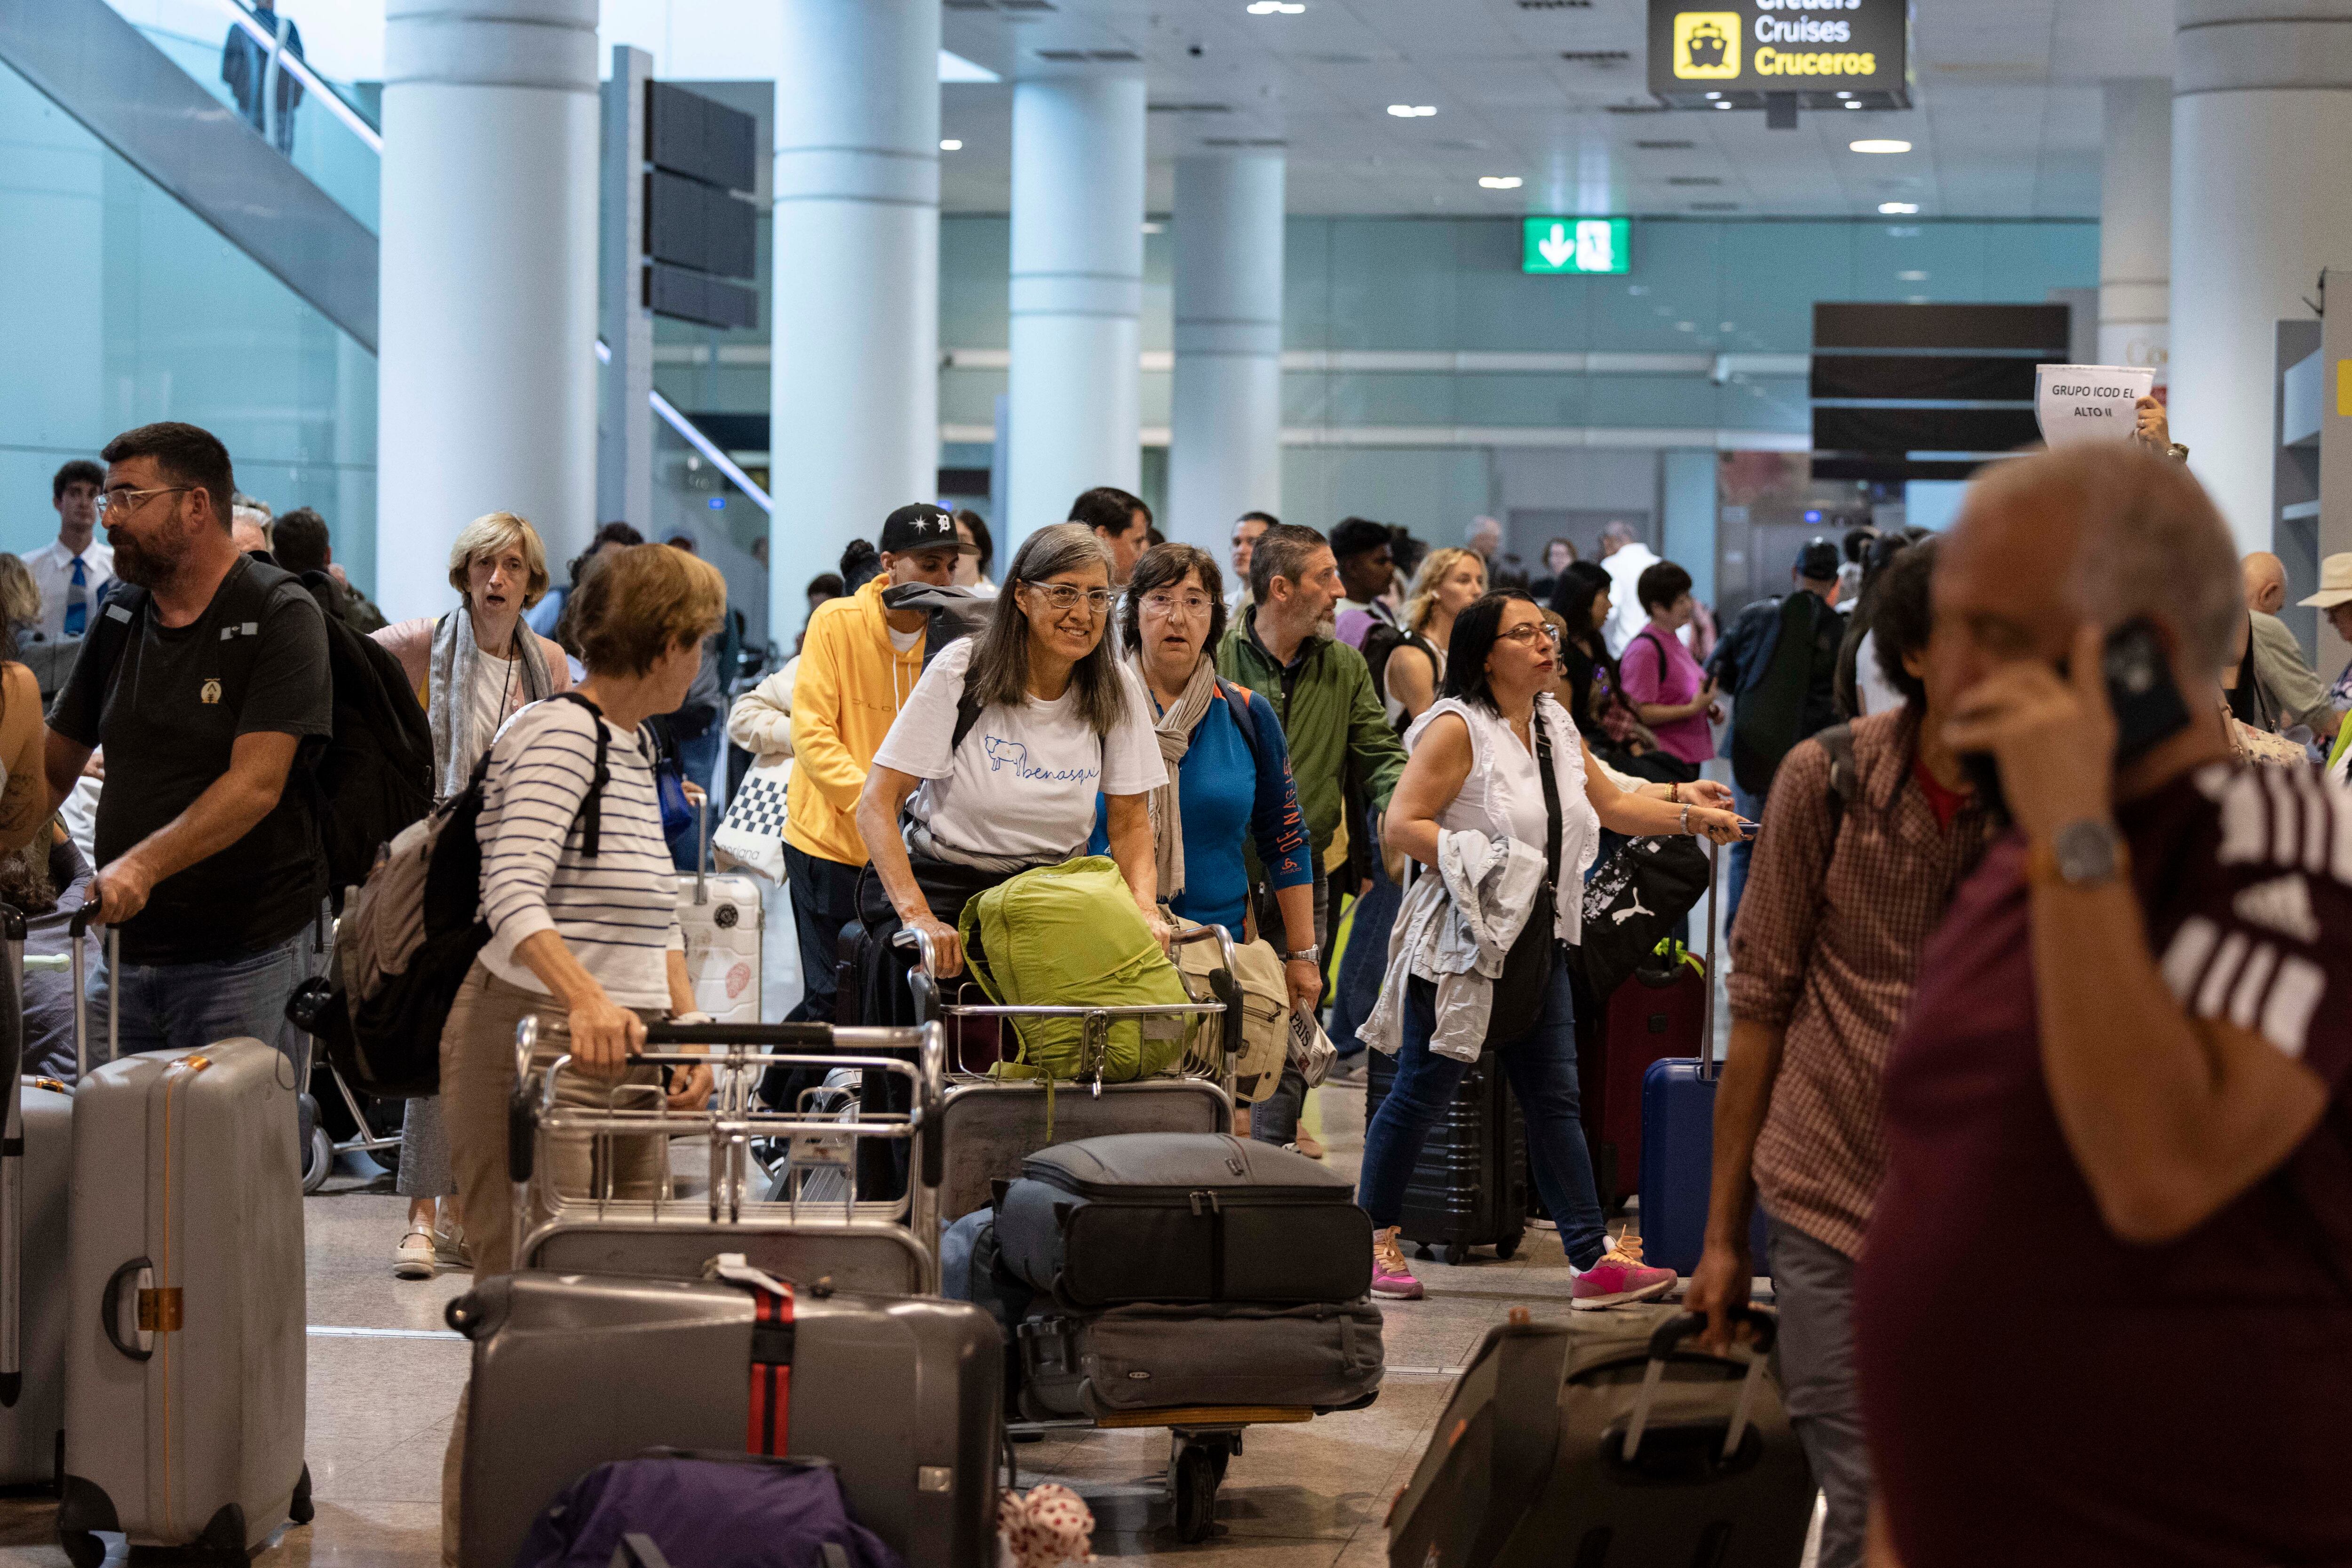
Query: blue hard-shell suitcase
[{"left": 1634, "top": 842, "right": 1769, "bottom": 1276}]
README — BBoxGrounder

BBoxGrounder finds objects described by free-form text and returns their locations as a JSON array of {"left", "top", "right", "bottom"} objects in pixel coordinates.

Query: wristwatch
[
  {"left": 1286, "top": 946, "right": 1321, "bottom": 966},
  {"left": 2031, "top": 818, "right": 2128, "bottom": 887}
]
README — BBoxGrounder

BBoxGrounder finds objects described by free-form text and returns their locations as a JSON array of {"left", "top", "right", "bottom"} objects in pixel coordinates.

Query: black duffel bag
[{"left": 1571, "top": 834, "right": 1711, "bottom": 1000}]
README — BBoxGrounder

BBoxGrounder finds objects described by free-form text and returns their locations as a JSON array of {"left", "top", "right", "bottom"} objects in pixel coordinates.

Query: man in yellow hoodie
[{"left": 786, "top": 503, "right": 970, "bottom": 1022}]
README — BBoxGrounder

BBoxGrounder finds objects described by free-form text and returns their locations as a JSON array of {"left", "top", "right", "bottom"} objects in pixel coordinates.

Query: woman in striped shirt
[{"left": 437, "top": 542, "right": 727, "bottom": 1286}]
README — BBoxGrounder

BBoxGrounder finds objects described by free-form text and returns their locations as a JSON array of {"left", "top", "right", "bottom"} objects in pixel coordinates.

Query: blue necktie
[{"left": 64, "top": 557, "right": 87, "bottom": 638}]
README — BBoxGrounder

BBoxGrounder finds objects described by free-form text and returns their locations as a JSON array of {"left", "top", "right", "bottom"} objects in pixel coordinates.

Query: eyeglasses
[
  {"left": 1139, "top": 592, "right": 1215, "bottom": 619},
  {"left": 1497, "top": 622, "right": 1564, "bottom": 648},
  {"left": 94, "top": 484, "right": 190, "bottom": 521},
  {"left": 1021, "top": 582, "right": 1115, "bottom": 616}
]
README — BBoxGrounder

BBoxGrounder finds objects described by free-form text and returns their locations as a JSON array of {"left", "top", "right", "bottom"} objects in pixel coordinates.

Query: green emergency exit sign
[{"left": 1522, "top": 216, "right": 1631, "bottom": 275}]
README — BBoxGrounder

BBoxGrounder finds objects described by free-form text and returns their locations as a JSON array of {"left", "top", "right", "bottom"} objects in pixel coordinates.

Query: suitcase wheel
[
  {"left": 1494, "top": 1231, "right": 1521, "bottom": 1261},
  {"left": 291, "top": 1464, "right": 314, "bottom": 1527},
  {"left": 59, "top": 1532, "right": 101, "bottom": 1568}
]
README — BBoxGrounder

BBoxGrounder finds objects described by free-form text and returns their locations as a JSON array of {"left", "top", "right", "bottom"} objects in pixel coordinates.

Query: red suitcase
[{"left": 1580, "top": 948, "right": 1705, "bottom": 1206}]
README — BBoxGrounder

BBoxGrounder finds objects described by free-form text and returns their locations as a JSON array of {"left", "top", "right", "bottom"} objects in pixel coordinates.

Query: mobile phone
[{"left": 1960, "top": 618, "right": 2190, "bottom": 828}]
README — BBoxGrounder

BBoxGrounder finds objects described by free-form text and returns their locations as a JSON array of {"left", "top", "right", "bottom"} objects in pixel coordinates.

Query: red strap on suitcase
[{"left": 747, "top": 1283, "right": 795, "bottom": 1455}]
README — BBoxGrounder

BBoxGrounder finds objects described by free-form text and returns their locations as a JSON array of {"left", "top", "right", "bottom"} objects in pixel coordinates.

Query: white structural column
[
  {"left": 771, "top": 0, "right": 939, "bottom": 610},
  {"left": 1007, "top": 73, "right": 1147, "bottom": 548},
  {"left": 2098, "top": 79, "right": 2170, "bottom": 380},
  {"left": 378, "top": 0, "right": 599, "bottom": 621},
  {"left": 2172, "top": 0, "right": 2352, "bottom": 552},
  {"left": 1168, "top": 154, "right": 1286, "bottom": 555}
]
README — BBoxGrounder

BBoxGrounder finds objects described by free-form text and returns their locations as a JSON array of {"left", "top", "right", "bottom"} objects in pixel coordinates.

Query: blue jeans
[
  {"left": 1725, "top": 778, "right": 1765, "bottom": 932},
  {"left": 90, "top": 930, "right": 314, "bottom": 1078},
  {"left": 1357, "top": 952, "right": 1610, "bottom": 1269},
  {"left": 1328, "top": 871, "right": 1400, "bottom": 1058}
]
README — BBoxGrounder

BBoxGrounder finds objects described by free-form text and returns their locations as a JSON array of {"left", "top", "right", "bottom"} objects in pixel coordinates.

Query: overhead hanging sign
[
  {"left": 1523, "top": 217, "right": 1631, "bottom": 276},
  {"left": 2034, "top": 364, "right": 2156, "bottom": 447},
  {"left": 1647, "top": 0, "right": 1911, "bottom": 109}
]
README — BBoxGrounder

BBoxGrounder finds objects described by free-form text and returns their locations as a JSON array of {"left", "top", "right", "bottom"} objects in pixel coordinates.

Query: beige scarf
[{"left": 1141, "top": 655, "right": 1223, "bottom": 903}]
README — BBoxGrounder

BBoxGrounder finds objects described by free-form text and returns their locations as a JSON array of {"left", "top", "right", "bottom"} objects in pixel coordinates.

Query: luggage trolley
[
  {"left": 508, "top": 1017, "right": 951, "bottom": 1295},
  {"left": 898, "top": 923, "right": 1356, "bottom": 1543}
]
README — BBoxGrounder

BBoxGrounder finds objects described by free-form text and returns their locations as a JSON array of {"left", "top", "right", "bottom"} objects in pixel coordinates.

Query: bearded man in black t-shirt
[{"left": 42, "top": 422, "right": 331, "bottom": 1067}]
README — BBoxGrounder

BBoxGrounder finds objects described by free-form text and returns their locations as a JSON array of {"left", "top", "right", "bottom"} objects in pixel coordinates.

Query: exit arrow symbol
[{"left": 1538, "top": 223, "right": 1574, "bottom": 269}]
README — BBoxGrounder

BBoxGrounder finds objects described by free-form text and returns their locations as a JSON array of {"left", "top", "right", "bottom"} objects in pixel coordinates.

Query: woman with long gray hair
[{"left": 856, "top": 522, "right": 1170, "bottom": 991}]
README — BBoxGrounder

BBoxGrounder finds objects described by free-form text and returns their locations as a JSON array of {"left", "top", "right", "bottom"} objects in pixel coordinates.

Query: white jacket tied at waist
[{"left": 1356, "top": 827, "right": 1551, "bottom": 1065}]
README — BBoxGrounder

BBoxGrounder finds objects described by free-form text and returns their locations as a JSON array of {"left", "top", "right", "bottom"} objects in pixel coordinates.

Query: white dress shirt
[
  {"left": 25, "top": 538, "right": 116, "bottom": 642},
  {"left": 1599, "top": 542, "right": 1660, "bottom": 658}
]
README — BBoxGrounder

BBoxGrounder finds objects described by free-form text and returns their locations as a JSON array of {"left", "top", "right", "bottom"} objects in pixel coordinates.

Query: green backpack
[{"left": 957, "top": 856, "right": 1192, "bottom": 1083}]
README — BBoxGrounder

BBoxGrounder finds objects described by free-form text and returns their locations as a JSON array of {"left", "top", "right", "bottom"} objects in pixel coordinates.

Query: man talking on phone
[{"left": 1851, "top": 444, "right": 2352, "bottom": 1567}]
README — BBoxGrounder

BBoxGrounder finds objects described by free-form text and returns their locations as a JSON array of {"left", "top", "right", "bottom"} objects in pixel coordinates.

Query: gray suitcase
[
  {"left": 58, "top": 1039, "right": 310, "bottom": 1562},
  {"left": 451, "top": 1266, "right": 1001, "bottom": 1568},
  {"left": 1384, "top": 1305, "right": 1811, "bottom": 1568},
  {"left": 1017, "top": 1299, "right": 1385, "bottom": 1420}
]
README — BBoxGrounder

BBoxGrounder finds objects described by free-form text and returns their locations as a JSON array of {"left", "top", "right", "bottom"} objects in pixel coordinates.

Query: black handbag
[
  {"left": 1486, "top": 709, "right": 1567, "bottom": 1043},
  {"left": 1571, "top": 833, "right": 1712, "bottom": 998}
]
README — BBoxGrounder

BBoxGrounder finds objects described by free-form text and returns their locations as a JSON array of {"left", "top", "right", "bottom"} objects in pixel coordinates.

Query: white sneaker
[{"left": 394, "top": 1230, "right": 437, "bottom": 1280}]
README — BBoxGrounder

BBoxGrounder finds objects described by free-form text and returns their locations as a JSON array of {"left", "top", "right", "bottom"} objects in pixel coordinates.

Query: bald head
[
  {"left": 2242, "top": 552, "right": 2286, "bottom": 616},
  {"left": 1939, "top": 445, "right": 2241, "bottom": 696}
]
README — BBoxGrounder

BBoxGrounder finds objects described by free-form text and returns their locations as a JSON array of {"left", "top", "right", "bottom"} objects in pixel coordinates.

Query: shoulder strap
[
  {"left": 1818, "top": 721, "right": 1857, "bottom": 845},
  {"left": 1531, "top": 708, "right": 1565, "bottom": 896},
  {"left": 89, "top": 584, "right": 151, "bottom": 701},
  {"left": 548, "top": 690, "right": 611, "bottom": 858},
  {"left": 951, "top": 685, "right": 985, "bottom": 755},
  {"left": 1216, "top": 678, "right": 1262, "bottom": 772}
]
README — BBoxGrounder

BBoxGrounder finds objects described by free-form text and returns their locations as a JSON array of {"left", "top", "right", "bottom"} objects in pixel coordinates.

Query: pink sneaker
[
  {"left": 1569, "top": 1234, "right": 1677, "bottom": 1311},
  {"left": 1370, "top": 1227, "right": 1423, "bottom": 1301}
]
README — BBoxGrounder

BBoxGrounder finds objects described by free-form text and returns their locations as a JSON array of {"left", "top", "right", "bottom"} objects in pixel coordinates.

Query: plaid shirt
[{"left": 1728, "top": 705, "right": 1991, "bottom": 1258}]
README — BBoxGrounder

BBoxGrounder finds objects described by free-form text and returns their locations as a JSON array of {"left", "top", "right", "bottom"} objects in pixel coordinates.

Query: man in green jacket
[{"left": 1218, "top": 522, "right": 1409, "bottom": 1147}]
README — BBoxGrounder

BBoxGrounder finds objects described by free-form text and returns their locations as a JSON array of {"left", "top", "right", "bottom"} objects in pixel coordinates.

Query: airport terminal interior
[{"left": 3, "top": 0, "right": 2349, "bottom": 1565}]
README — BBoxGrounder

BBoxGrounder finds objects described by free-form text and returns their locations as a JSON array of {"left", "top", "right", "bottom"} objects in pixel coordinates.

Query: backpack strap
[
  {"left": 87, "top": 584, "right": 151, "bottom": 704},
  {"left": 951, "top": 685, "right": 985, "bottom": 756},
  {"left": 1215, "top": 678, "right": 1263, "bottom": 773},
  {"left": 1818, "top": 721, "right": 1857, "bottom": 846},
  {"left": 548, "top": 690, "right": 611, "bottom": 858}
]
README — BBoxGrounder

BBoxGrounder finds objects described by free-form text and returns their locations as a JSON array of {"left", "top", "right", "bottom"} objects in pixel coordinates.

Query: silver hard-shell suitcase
[
  {"left": 58, "top": 1036, "right": 309, "bottom": 1562},
  {"left": 450, "top": 1268, "right": 1001, "bottom": 1568}
]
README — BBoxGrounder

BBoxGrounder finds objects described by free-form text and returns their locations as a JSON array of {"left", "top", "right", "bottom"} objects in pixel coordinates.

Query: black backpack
[{"left": 90, "top": 567, "right": 435, "bottom": 908}]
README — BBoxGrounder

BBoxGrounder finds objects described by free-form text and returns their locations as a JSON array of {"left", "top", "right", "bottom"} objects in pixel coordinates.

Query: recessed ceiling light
[
  {"left": 1878, "top": 201, "right": 1919, "bottom": 214},
  {"left": 1844, "top": 100, "right": 1863, "bottom": 108},
  {"left": 1897, "top": 269, "right": 1928, "bottom": 280},
  {"left": 1387, "top": 103, "right": 1438, "bottom": 117},
  {"left": 939, "top": 139, "right": 963, "bottom": 150},
  {"left": 1478, "top": 175, "right": 1523, "bottom": 189},
  {"left": 1141, "top": 221, "right": 1165, "bottom": 233},
  {"left": 1714, "top": 101, "right": 1732, "bottom": 109},
  {"left": 1703, "top": 91, "right": 1721, "bottom": 99},
  {"left": 1246, "top": 0, "right": 1305, "bottom": 12},
  {"left": 1852, "top": 139, "right": 1912, "bottom": 153},
  {"left": 1834, "top": 90, "right": 1851, "bottom": 98}
]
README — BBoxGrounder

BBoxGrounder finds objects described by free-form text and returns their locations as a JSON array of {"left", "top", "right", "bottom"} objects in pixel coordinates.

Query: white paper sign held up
[{"left": 2035, "top": 364, "right": 2156, "bottom": 447}]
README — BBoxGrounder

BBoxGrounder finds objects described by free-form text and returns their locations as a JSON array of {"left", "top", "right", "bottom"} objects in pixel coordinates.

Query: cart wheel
[
  {"left": 1173, "top": 1445, "right": 1217, "bottom": 1543},
  {"left": 1495, "top": 1231, "right": 1522, "bottom": 1260},
  {"left": 301, "top": 1125, "right": 334, "bottom": 1195},
  {"left": 1432, "top": 1243, "right": 1461, "bottom": 1267},
  {"left": 1414, "top": 1243, "right": 1435, "bottom": 1262},
  {"left": 1210, "top": 1442, "right": 1231, "bottom": 1486},
  {"left": 371, "top": 1140, "right": 402, "bottom": 1178},
  {"left": 59, "top": 1531, "right": 102, "bottom": 1568}
]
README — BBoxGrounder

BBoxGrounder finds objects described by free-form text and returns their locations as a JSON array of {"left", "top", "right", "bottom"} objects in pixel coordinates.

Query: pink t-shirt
[{"left": 1619, "top": 625, "right": 1712, "bottom": 765}]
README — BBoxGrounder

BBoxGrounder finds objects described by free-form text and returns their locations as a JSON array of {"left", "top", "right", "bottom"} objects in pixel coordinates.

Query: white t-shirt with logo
[{"left": 872, "top": 636, "right": 1167, "bottom": 864}]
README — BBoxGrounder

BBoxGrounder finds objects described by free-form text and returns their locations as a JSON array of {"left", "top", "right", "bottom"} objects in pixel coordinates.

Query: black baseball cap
[
  {"left": 879, "top": 503, "right": 974, "bottom": 556},
  {"left": 1795, "top": 537, "right": 1841, "bottom": 581}
]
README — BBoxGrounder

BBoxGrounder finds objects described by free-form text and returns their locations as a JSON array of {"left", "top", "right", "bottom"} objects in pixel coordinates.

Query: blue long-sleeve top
[{"left": 1089, "top": 681, "right": 1312, "bottom": 937}]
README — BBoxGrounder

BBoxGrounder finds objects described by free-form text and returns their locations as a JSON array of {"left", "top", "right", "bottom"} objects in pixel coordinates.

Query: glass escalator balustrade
[{"left": 103, "top": 0, "right": 379, "bottom": 230}]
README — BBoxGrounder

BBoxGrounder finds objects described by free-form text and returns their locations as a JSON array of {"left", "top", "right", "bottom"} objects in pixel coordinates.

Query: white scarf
[{"left": 428, "top": 605, "right": 551, "bottom": 800}]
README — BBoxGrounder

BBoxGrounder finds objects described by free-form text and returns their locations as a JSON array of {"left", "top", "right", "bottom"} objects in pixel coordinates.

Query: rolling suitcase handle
[
  {"left": 1622, "top": 1307, "right": 1778, "bottom": 1463},
  {"left": 68, "top": 906, "right": 116, "bottom": 1080},
  {"left": 693, "top": 794, "right": 709, "bottom": 907},
  {"left": 1699, "top": 837, "right": 1719, "bottom": 1083}
]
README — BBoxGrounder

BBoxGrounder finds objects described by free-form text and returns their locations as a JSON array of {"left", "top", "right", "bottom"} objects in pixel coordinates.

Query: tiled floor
[{"left": 0, "top": 1056, "right": 1815, "bottom": 1568}]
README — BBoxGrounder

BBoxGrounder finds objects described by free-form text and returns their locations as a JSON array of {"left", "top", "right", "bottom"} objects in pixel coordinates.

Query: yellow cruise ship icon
[{"left": 1674, "top": 13, "right": 1741, "bottom": 79}]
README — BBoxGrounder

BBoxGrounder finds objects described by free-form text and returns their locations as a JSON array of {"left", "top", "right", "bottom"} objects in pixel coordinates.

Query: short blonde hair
[
  {"left": 0, "top": 555, "right": 39, "bottom": 634},
  {"left": 1406, "top": 546, "right": 1486, "bottom": 634},
  {"left": 571, "top": 543, "right": 726, "bottom": 677},
  {"left": 447, "top": 512, "right": 552, "bottom": 609}
]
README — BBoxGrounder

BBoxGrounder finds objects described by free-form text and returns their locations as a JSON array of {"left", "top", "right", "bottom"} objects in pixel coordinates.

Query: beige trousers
[{"left": 438, "top": 960, "right": 668, "bottom": 1565}]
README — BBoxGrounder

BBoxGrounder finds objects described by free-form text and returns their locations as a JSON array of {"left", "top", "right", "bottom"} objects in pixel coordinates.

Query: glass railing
[{"left": 104, "top": 0, "right": 380, "bottom": 230}]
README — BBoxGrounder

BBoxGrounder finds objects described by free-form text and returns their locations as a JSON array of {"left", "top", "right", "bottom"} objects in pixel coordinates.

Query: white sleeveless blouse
[{"left": 1403, "top": 693, "right": 1599, "bottom": 943}]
